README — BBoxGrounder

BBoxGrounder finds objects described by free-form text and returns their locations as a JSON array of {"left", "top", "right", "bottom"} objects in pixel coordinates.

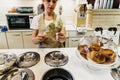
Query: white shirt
[
  {"left": 30, "top": 15, "right": 54, "bottom": 29},
  {"left": 30, "top": 14, "right": 65, "bottom": 30}
]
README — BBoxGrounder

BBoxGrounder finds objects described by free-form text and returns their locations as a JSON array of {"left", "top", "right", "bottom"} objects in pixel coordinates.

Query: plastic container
[
  {"left": 1, "top": 25, "right": 8, "bottom": 32},
  {"left": 99, "top": 0, "right": 104, "bottom": 9},
  {"left": 106, "top": 0, "right": 111, "bottom": 9},
  {"left": 86, "top": 9, "right": 93, "bottom": 28},
  {"left": 103, "top": 0, "right": 108, "bottom": 9},
  {"left": 94, "top": 0, "right": 100, "bottom": 9},
  {"left": 110, "top": 0, "right": 114, "bottom": 9}
]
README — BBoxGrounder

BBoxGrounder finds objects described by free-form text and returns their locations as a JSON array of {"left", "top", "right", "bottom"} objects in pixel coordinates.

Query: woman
[{"left": 31, "top": 0, "right": 66, "bottom": 48}]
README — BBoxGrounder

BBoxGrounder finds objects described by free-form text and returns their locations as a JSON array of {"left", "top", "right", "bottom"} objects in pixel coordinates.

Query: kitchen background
[
  {"left": 0, "top": 0, "right": 120, "bottom": 28},
  {"left": 0, "top": 1, "right": 120, "bottom": 80},
  {"left": 0, "top": 0, "right": 120, "bottom": 49},
  {"left": 0, "top": 0, "right": 76, "bottom": 26}
]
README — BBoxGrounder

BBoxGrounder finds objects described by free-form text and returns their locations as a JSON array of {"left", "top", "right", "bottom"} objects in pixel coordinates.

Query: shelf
[{"left": 92, "top": 9, "right": 120, "bottom": 15}]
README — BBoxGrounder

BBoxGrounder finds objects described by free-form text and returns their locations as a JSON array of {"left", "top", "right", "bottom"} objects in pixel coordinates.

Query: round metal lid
[
  {"left": 44, "top": 51, "right": 68, "bottom": 67},
  {"left": 42, "top": 68, "right": 73, "bottom": 80},
  {"left": 16, "top": 51, "right": 40, "bottom": 68},
  {"left": 1, "top": 68, "right": 34, "bottom": 80},
  {"left": 0, "top": 53, "right": 17, "bottom": 75}
]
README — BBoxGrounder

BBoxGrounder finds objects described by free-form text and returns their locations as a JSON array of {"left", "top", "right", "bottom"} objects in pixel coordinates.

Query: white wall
[{"left": 0, "top": 0, "right": 76, "bottom": 26}]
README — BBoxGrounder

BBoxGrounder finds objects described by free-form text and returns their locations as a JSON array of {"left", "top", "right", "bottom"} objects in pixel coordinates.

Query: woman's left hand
[{"left": 56, "top": 32, "right": 66, "bottom": 43}]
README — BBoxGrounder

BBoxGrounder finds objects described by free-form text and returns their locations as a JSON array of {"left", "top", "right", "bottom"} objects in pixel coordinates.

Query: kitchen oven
[{"left": 6, "top": 13, "right": 33, "bottom": 30}]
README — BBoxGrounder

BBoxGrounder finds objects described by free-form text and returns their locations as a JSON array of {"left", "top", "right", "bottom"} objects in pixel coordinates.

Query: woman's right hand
[
  {"left": 32, "top": 30, "right": 47, "bottom": 44},
  {"left": 37, "top": 33, "right": 47, "bottom": 42},
  {"left": 32, "top": 33, "right": 47, "bottom": 44}
]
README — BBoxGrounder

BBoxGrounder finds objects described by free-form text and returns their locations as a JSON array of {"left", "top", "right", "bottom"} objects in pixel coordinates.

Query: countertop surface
[{"left": 0, "top": 47, "right": 119, "bottom": 80}]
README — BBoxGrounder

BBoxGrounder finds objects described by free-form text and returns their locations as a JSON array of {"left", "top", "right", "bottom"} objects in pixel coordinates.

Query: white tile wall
[{"left": 92, "top": 10, "right": 120, "bottom": 29}]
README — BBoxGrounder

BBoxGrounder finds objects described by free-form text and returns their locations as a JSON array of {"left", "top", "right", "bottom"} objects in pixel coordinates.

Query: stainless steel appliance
[
  {"left": 16, "top": 7, "right": 33, "bottom": 13},
  {"left": 6, "top": 13, "right": 33, "bottom": 30}
]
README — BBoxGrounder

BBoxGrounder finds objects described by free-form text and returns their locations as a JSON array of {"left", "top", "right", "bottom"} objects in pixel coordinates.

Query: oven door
[{"left": 6, "top": 15, "right": 30, "bottom": 30}]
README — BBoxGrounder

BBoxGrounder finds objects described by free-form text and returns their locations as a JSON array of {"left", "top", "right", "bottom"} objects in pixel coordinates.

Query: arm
[
  {"left": 57, "top": 26, "right": 66, "bottom": 43},
  {"left": 60, "top": 26, "right": 66, "bottom": 38},
  {"left": 32, "top": 29, "right": 39, "bottom": 44},
  {"left": 32, "top": 29, "right": 47, "bottom": 44},
  {"left": 31, "top": 15, "right": 46, "bottom": 44}
]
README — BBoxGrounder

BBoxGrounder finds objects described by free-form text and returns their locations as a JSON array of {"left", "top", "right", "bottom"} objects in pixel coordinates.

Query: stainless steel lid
[
  {"left": 111, "top": 56, "right": 120, "bottom": 80},
  {"left": 1, "top": 68, "right": 34, "bottom": 80},
  {"left": 111, "top": 66, "right": 120, "bottom": 80},
  {"left": 16, "top": 51, "right": 40, "bottom": 68},
  {"left": 42, "top": 68, "right": 73, "bottom": 80},
  {"left": 44, "top": 51, "right": 68, "bottom": 67},
  {"left": 0, "top": 53, "right": 17, "bottom": 75}
]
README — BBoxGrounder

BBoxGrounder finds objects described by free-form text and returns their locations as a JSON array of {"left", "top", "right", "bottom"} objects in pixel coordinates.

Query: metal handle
[
  {"left": 25, "top": 34, "right": 32, "bottom": 36},
  {"left": 71, "top": 40, "right": 79, "bottom": 42},
  {"left": 13, "top": 34, "right": 20, "bottom": 36},
  {"left": 21, "top": 71, "right": 28, "bottom": 80}
]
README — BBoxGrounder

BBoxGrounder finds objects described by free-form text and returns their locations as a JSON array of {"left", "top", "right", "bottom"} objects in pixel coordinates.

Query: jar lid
[
  {"left": 44, "top": 51, "right": 68, "bottom": 67},
  {"left": 0, "top": 53, "right": 17, "bottom": 75},
  {"left": 16, "top": 51, "right": 40, "bottom": 68},
  {"left": 42, "top": 68, "right": 73, "bottom": 80},
  {"left": 1, "top": 68, "right": 34, "bottom": 80}
]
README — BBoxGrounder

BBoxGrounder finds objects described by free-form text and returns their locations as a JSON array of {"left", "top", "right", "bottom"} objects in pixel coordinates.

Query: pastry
[
  {"left": 89, "top": 41, "right": 103, "bottom": 51},
  {"left": 78, "top": 45, "right": 89, "bottom": 59},
  {"left": 78, "top": 38, "right": 116, "bottom": 64},
  {"left": 87, "top": 51, "right": 106, "bottom": 64},
  {"left": 99, "top": 49, "right": 116, "bottom": 64}
]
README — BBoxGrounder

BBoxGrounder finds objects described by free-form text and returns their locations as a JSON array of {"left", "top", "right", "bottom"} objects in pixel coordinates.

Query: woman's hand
[
  {"left": 37, "top": 33, "right": 47, "bottom": 42},
  {"left": 56, "top": 32, "right": 66, "bottom": 43},
  {"left": 32, "top": 31, "right": 47, "bottom": 44}
]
